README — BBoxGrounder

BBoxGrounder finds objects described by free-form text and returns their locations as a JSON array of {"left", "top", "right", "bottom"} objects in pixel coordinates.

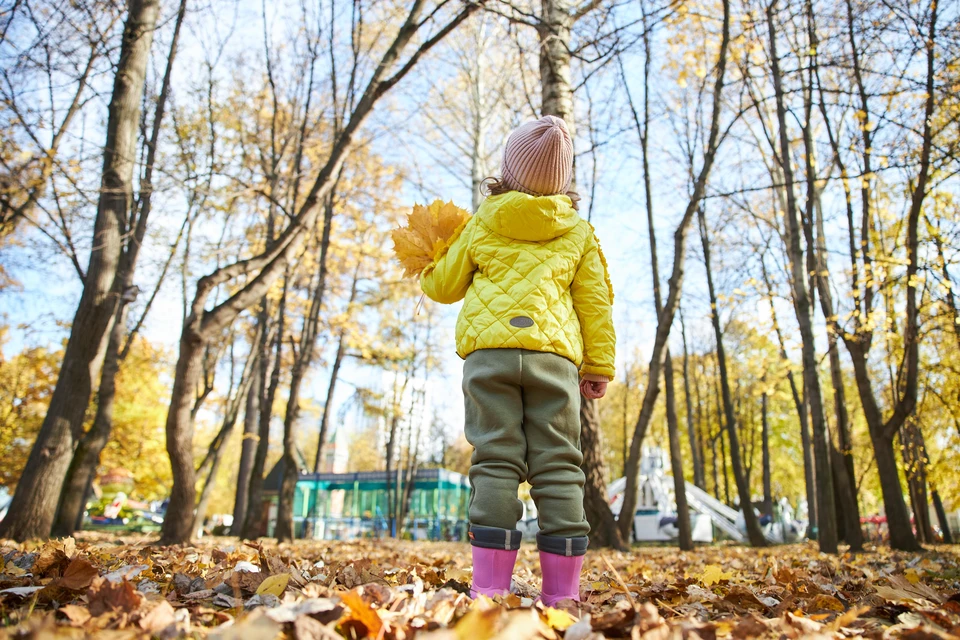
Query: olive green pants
[{"left": 463, "top": 348, "right": 590, "bottom": 539}]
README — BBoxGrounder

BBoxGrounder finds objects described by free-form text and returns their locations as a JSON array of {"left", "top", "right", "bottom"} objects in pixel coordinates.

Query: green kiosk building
[{"left": 261, "top": 463, "right": 471, "bottom": 541}]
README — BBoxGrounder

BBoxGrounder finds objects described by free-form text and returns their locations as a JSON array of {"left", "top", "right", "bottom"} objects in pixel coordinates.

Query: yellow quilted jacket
[{"left": 420, "top": 191, "right": 616, "bottom": 380}]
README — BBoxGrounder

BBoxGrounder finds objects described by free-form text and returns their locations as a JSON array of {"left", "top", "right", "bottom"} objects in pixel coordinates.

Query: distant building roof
[
  {"left": 262, "top": 448, "right": 311, "bottom": 494},
  {"left": 262, "top": 466, "right": 469, "bottom": 494}
]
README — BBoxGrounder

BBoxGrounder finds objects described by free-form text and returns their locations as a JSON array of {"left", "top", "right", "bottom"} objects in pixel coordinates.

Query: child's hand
[{"left": 580, "top": 378, "right": 608, "bottom": 400}]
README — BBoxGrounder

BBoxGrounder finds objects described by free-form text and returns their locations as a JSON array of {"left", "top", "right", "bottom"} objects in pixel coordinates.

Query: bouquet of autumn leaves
[{"left": 391, "top": 200, "right": 471, "bottom": 278}]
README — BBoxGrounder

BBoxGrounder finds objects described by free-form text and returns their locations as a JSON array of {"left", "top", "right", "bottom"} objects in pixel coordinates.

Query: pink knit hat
[{"left": 500, "top": 115, "right": 573, "bottom": 197}]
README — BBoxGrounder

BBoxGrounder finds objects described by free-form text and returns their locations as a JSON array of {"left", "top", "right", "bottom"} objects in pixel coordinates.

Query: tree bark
[
  {"left": 52, "top": 0, "right": 189, "bottom": 539},
  {"left": 698, "top": 208, "right": 766, "bottom": 547},
  {"left": 932, "top": 487, "right": 953, "bottom": 544},
  {"left": 538, "top": 0, "right": 575, "bottom": 128},
  {"left": 580, "top": 398, "right": 627, "bottom": 549},
  {"left": 537, "top": 0, "right": 625, "bottom": 547},
  {"left": 821, "top": 0, "right": 937, "bottom": 552},
  {"left": 231, "top": 367, "right": 261, "bottom": 535},
  {"left": 759, "top": 258, "right": 817, "bottom": 536},
  {"left": 901, "top": 422, "right": 935, "bottom": 545},
  {"left": 312, "top": 260, "right": 362, "bottom": 476},
  {"left": 625, "top": 5, "right": 692, "bottom": 550},
  {"left": 616, "top": 0, "right": 731, "bottom": 541},
  {"left": 0, "top": 0, "right": 161, "bottom": 542},
  {"left": 680, "top": 313, "right": 705, "bottom": 489},
  {"left": 159, "top": 0, "right": 480, "bottom": 544},
  {"left": 192, "top": 337, "right": 260, "bottom": 537},
  {"left": 240, "top": 279, "right": 288, "bottom": 540},
  {"left": 766, "top": 0, "right": 836, "bottom": 553},
  {"left": 385, "top": 414, "right": 399, "bottom": 537},
  {"left": 761, "top": 389, "right": 772, "bottom": 518},
  {"left": 663, "top": 355, "right": 693, "bottom": 549},
  {"left": 276, "top": 197, "right": 336, "bottom": 543}
]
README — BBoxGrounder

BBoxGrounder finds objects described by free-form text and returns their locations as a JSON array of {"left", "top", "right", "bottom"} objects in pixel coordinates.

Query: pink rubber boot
[
  {"left": 470, "top": 546, "right": 518, "bottom": 598},
  {"left": 539, "top": 551, "right": 584, "bottom": 607}
]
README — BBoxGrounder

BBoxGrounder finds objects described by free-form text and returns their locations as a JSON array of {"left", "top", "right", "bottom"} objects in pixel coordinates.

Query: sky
[{"left": 0, "top": 0, "right": 812, "bottom": 476}]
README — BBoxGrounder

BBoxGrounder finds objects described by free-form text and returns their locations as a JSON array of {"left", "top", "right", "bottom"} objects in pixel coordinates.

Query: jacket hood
[{"left": 476, "top": 191, "right": 580, "bottom": 242}]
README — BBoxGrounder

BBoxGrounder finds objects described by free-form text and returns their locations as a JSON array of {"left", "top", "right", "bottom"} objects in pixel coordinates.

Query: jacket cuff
[
  {"left": 581, "top": 373, "right": 611, "bottom": 383},
  {"left": 580, "top": 364, "right": 614, "bottom": 381}
]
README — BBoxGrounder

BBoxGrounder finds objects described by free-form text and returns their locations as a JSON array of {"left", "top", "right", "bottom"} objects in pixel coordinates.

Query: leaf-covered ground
[{"left": 2, "top": 534, "right": 959, "bottom": 639}]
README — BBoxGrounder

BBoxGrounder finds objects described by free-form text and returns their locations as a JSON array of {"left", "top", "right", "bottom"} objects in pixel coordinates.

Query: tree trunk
[
  {"left": 713, "top": 373, "right": 730, "bottom": 505},
  {"left": 538, "top": 0, "right": 574, "bottom": 128},
  {"left": 623, "top": 6, "right": 692, "bottom": 550},
  {"left": 932, "top": 488, "right": 953, "bottom": 544},
  {"left": 664, "top": 355, "right": 693, "bottom": 549},
  {"left": 231, "top": 368, "right": 261, "bottom": 535},
  {"left": 276, "top": 196, "right": 336, "bottom": 543},
  {"left": 698, "top": 208, "right": 766, "bottom": 547},
  {"left": 825, "top": 0, "right": 935, "bottom": 553},
  {"left": 52, "top": 316, "right": 126, "bottom": 538},
  {"left": 159, "top": 320, "right": 207, "bottom": 544},
  {"left": 801, "top": 2, "right": 862, "bottom": 551},
  {"left": 617, "top": 0, "right": 731, "bottom": 540},
  {"left": 0, "top": 0, "right": 160, "bottom": 542},
  {"left": 314, "top": 336, "right": 345, "bottom": 473},
  {"left": 901, "top": 422, "right": 935, "bottom": 545},
  {"left": 157, "top": 0, "right": 480, "bottom": 544},
  {"left": 52, "top": 0, "right": 189, "bottom": 539},
  {"left": 397, "top": 405, "right": 423, "bottom": 536},
  {"left": 192, "top": 339, "right": 260, "bottom": 537},
  {"left": 759, "top": 259, "right": 817, "bottom": 537},
  {"left": 537, "top": 0, "right": 625, "bottom": 547},
  {"left": 766, "top": 0, "right": 836, "bottom": 553},
  {"left": 761, "top": 390, "right": 772, "bottom": 518},
  {"left": 241, "top": 279, "right": 288, "bottom": 540},
  {"left": 385, "top": 415, "right": 398, "bottom": 537},
  {"left": 580, "top": 398, "right": 627, "bottom": 549},
  {"left": 680, "top": 313, "right": 705, "bottom": 489}
]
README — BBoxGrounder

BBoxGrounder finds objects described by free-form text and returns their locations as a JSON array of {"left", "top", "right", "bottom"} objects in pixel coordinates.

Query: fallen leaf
[
  {"left": 56, "top": 557, "right": 98, "bottom": 590},
  {"left": 139, "top": 600, "right": 177, "bottom": 634},
  {"left": 700, "top": 564, "right": 735, "bottom": 587},
  {"left": 87, "top": 577, "right": 143, "bottom": 616},
  {"left": 103, "top": 564, "right": 148, "bottom": 583},
  {"left": 264, "top": 597, "right": 342, "bottom": 623},
  {"left": 341, "top": 588, "right": 383, "bottom": 637},
  {"left": 255, "top": 573, "right": 289, "bottom": 597},
  {"left": 810, "top": 593, "right": 845, "bottom": 612},
  {"left": 542, "top": 606, "right": 577, "bottom": 630},
  {"left": 209, "top": 609, "right": 281, "bottom": 640},
  {"left": 294, "top": 615, "right": 340, "bottom": 640},
  {"left": 58, "top": 603, "right": 91, "bottom": 626},
  {"left": 454, "top": 603, "right": 505, "bottom": 640}
]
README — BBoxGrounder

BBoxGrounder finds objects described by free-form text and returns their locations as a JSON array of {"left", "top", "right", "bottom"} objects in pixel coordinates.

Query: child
[{"left": 420, "top": 115, "right": 615, "bottom": 606}]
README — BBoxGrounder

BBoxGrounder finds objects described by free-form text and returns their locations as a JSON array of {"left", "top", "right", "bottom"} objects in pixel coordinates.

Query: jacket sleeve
[
  {"left": 420, "top": 218, "right": 477, "bottom": 304},
  {"left": 571, "top": 227, "right": 616, "bottom": 380}
]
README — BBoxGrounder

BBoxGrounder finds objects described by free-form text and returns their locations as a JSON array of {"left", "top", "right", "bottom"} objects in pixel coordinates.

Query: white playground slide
[{"left": 606, "top": 449, "right": 783, "bottom": 544}]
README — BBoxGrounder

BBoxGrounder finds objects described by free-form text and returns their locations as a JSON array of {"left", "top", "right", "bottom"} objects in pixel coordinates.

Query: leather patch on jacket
[{"left": 510, "top": 316, "right": 535, "bottom": 328}]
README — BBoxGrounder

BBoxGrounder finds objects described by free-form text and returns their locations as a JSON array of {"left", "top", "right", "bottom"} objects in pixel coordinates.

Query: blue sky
[{"left": 1, "top": 0, "right": 809, "bottom": 469}]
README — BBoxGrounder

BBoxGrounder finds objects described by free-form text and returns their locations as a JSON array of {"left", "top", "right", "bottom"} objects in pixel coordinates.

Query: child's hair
[{"left": 480, "top": 177, "right": 581, "bottom": 211}]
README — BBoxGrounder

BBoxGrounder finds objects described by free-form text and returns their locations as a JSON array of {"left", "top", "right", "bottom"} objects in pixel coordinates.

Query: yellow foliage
[
  {"left": 0, "top": 332, "right": 61, "bottom": 487},
  {"left": 700, "top": 564, "right": 735, "bottom": 587},
  {"left": 391, "top": 200, "right": 470, "bottom": 278},
  {"left": 0, "top": 329, "right": 171, "bottom": 500}
]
